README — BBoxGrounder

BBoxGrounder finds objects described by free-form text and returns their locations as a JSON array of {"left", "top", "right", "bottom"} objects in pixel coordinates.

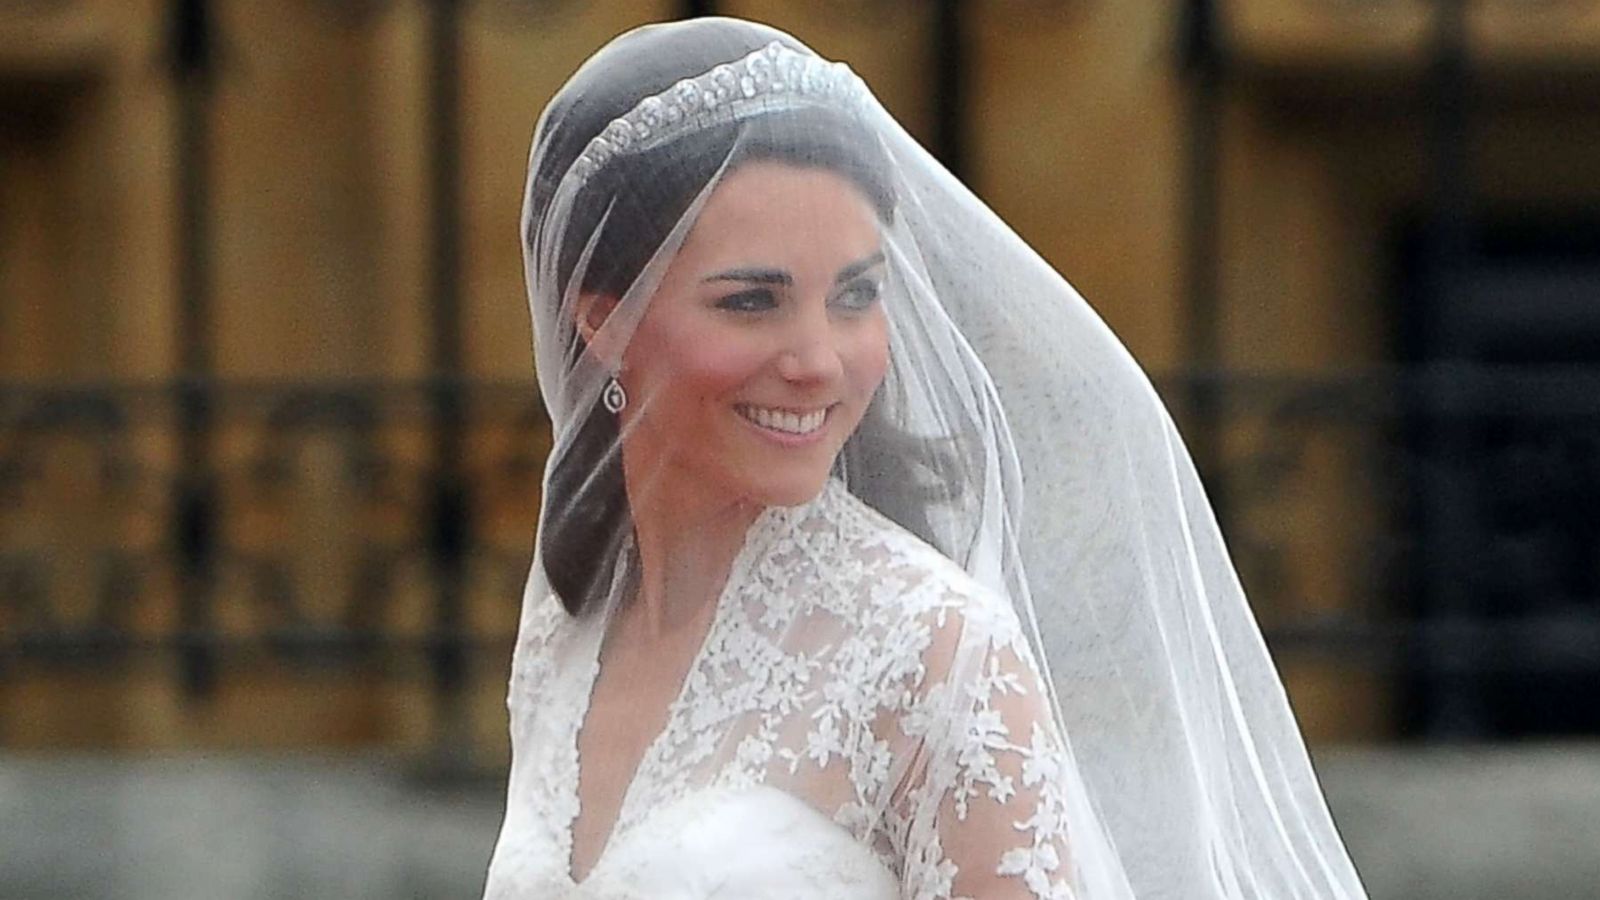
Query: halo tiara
[{"left": 566, "top": 41, "right": 871, "bottom": 186}]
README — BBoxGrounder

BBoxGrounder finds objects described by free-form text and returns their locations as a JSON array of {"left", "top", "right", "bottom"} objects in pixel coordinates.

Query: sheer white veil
[{"left": 514, "top": 17, "right": 1367, "bottom": 898}]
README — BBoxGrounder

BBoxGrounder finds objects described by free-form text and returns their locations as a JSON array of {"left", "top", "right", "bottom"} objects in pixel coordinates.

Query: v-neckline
[{"left": 559, "top": 503, "right": 784, "bottom": 887}]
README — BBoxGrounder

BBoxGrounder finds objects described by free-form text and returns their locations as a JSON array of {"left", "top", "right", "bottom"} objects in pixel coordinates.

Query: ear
[{"left": 573, "top": 292, "right": 624, "bottom": 368}]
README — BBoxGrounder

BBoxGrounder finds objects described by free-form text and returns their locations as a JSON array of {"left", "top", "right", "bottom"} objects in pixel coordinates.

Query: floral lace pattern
[{"left": 484, "top": 480, "right": 1079, "bottom": 899}]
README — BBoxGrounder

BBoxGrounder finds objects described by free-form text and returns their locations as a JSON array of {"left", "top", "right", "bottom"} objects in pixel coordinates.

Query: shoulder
[
  {"left": 518, "top": 581, "right": 572, "bottom": 651},
  {"left": 786, "top": 480, "right": 1024, "bottom": 649},
  {"left": 507, "top": 579, "right": 582, "bottom": 701}
]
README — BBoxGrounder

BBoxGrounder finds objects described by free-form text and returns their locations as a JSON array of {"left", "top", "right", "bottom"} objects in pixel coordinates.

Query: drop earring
[{"left": 601, "top": 375, "right": 628, "bottom": 414}]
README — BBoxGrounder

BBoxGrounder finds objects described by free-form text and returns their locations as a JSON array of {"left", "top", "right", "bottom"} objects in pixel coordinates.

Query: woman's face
[{"left": 615, "top": 161, "right": 889, "bottom": 510}]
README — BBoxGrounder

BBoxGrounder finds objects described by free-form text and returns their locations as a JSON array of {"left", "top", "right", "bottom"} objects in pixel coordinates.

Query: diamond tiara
[{"left": 565, "top": 41, "right": 871, "bottom": 186}]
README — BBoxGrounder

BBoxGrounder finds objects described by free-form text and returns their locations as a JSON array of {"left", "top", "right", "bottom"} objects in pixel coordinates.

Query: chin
[{"left": 739, "top": 464, "right": 833, "bottom": 509}]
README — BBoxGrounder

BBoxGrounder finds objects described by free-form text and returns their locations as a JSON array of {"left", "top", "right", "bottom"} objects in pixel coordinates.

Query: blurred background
[{"left": 3, "top": 0, "right": 1599, "bottom": 897}]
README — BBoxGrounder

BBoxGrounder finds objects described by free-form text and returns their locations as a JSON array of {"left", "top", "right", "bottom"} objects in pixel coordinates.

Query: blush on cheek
[
  {"left": 676, "top": 341, "right": 773, "bottom": 399},
  {"left": 629, "top": 314, "right": 753, "bottom": 393}
]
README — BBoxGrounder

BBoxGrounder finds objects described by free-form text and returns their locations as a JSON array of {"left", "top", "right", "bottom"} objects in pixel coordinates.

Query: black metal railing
[
  {"left": 1169, "top": 364, "right": 1600, "bottom": 737},
  {"left": 4, "top": 367, "right": 1599, "bottom": 741},
  {"left": 0, "top": 379, "right": 546, "bottom": 694}
]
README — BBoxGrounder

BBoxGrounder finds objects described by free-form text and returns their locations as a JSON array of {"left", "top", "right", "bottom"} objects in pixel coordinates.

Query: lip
[{"left": 734, "top": 403, "right": 836, "bottom": 447}]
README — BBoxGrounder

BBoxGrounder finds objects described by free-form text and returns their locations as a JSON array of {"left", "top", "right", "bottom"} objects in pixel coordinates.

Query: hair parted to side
[{"left": 527, "top": 20, "right": 959, "bottom": 616}]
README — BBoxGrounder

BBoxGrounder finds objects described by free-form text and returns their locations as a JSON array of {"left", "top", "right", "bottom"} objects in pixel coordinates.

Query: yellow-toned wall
[
  {"left": 1231, "top": 0, "right": 1600, "bottom": 70},
  {"left": 0, "top": 0, "right": 173, "bottom": 379}
]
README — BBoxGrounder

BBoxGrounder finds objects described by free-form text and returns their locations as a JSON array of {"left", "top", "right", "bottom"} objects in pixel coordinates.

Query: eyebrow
[
  {"left": 834, "top": 251, "right": 886, "bottom": 284},
  {"left": 704, "top": 267, "right": 791, "bottom": 286},
  {"left": 703, "top": 250, "right": 886, "bottom": 287}
]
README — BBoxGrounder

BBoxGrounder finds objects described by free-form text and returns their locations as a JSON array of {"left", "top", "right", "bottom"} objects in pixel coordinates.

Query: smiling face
[{"left": 611, "top": 161, "right": 890, "bottom": 511}]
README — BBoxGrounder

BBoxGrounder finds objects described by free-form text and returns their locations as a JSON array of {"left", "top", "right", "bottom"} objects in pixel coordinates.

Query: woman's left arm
[{"left": 895, "top": 604, "right": 1081, "bottom": 900}]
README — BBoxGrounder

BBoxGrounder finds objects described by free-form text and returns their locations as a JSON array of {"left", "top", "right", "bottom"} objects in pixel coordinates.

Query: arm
[{"left": 896, "top": 605, "right": 1080, "bottom": 900}]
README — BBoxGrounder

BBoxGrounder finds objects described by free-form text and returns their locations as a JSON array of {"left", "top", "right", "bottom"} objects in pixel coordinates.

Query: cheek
[
  {"left": 630, "top": 320, "right": 769, "bottom": 408},
  {"left": 681, "top": 343, "right": 768, "bottom": 400},
  {"left": 844, "top": 316, "right": 891, "bottom": 398}
]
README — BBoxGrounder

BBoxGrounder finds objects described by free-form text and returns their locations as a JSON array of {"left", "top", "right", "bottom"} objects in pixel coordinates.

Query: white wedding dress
[
  {"left": 483, "top": 479, "right": 1082, "bottom": 899},
  {"left": 495, "top": 20, "right": 1370, "bottom": 899}
]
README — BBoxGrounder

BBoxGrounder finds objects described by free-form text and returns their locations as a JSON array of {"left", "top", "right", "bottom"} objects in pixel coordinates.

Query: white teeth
[{"left": 738, "top": 405, "right": 828, "bottom": 435}]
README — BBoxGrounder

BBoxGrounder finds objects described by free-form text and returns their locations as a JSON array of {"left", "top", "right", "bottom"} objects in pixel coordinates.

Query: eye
[
  {"left": 715, "top": 288, "right": 778, "bottom": 313},
  {"left": 830, "top": 278, "right": 881, "bottom": 313}
]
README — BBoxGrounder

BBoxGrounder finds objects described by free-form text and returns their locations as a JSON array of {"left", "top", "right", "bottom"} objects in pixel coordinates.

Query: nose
[{"left": 776, "top": 304, "right": 844, "bottom": 385}]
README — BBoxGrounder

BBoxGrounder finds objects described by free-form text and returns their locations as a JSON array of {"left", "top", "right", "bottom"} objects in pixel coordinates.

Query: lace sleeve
[{"left": 894, "top": 596, "right": 1080, "bottom": 900}]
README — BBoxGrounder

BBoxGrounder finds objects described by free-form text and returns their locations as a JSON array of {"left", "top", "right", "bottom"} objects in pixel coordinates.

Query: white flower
[
  {"left": 734, "top": 733, "right": 772, "bottom": 767},
  {"left": 805, "top": 713, "right": 844, "bottom": 767}
]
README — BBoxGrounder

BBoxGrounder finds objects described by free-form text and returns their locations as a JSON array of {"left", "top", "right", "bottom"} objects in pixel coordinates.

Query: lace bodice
[{"left": 483, "top": 480, "right": 1080, "bottom": 899}]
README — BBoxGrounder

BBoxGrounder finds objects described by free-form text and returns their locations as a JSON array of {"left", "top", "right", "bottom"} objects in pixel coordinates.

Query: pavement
[{"left": 2, "top": 745, "right": 1598, "bottom": 899}]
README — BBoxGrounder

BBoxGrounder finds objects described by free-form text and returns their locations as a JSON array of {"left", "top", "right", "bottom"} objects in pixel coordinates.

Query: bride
[{"left": 484, "top": 17, "right": 1367, "bottom": 900}]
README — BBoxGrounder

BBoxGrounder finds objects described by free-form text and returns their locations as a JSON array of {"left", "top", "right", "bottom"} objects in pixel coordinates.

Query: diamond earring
[{"left": 601, "top": 376, "right": 628, "bottom": 414}]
